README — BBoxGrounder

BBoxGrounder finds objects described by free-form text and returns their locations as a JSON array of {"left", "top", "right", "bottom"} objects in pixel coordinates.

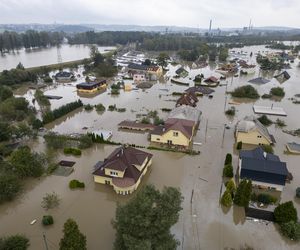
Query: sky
[{"left": 0, "top": 0, "right": 299, "bottom": 28}]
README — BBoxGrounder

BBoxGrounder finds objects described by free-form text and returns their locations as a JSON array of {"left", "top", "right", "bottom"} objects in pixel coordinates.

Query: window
[
  {"left": 110, "top": 171, "right": 118, "bottom": 176},
  {"left": 173, "top": 132, "right": 179, "bottom": 137},
  {"left": 156, "top": 138, "right": 160, "bottom": 141},
  {"left": 257, "top": 135, "right": 262, "bottom": 138}
]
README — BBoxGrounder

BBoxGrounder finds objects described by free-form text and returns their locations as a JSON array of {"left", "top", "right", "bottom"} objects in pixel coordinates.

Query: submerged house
[
  {"left": 186, "top": 86, "right": 215, "bottom": 96},
  {"left": 204, "top": 76, "right": 219, "bottom": 84},
  {"left": 175, "top": 67, "right": 189, "bottom": 78},
  {"left": 150, "top": 106, "right": 201, "bottom": 147},
  {"left": 76, "top": 80, "right": 107, "bottom": 93},
  {"left": 128, "top": 63, "right": 163, "bottom": 81},
  {"left": 238, "top": 147, "right": 288, "bottom": 191},
  {"left": 176, "top": 92, "right": 198, "bottom": 107},
  {"left": 55, "top": 71, "right": 74, "bottom": 81},
  {"left": 93, "top": 146, "right": 153, "bottom": 195},
  {"left": 236, "top": 116, "right": 275, "bottom": 146},
  {"left": 274, "top": 71, "right": 290, "bottom": 83}
]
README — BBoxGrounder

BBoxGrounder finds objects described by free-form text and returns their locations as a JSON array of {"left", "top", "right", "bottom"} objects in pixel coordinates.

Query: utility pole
[{"left": 43, "top": 233, "right": 49, "bottom": 250}]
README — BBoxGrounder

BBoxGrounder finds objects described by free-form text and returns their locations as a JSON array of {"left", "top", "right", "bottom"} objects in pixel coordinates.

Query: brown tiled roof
[
  {"left": 204, "top": 76, "right": 219, "bottom": 83},
  {"left": 151, "top": 118, "right": 194, "bottom": 139},
  {"left": 186, "top": 86, "right": 215, "bottom": 95},
  {"left": 176, "top": 93, "right": 197, "bottom": 107},
  {"left": 93, "top": 146, "right": 153, "bottom": 188}
]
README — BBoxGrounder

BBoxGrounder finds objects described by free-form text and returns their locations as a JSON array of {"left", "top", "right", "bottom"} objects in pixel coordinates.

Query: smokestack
[{"left": 209, "top": 20, "right": 212, "bottom": 33}]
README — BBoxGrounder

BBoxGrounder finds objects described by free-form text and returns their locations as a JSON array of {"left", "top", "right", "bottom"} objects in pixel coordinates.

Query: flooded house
[
  {"left": 55, "top": 71, "right": 74, "bottom": 81},
  {"left": 186, "top": 86, "right": 215, "bottom": 96},
  {"left": 176, "top": 92, "right": 198, "bottom": 107},
  {"left": 92, "top": 145, "right": 153, "bottom": 195},
  {"left": 128, "top": 63, "right": 163, "bottom": 81},
  {"left": 235, "top": 116, "right": 275, "bottom": 146},
  {"left": 133, "top": 73, "right": 146, "bottom": 83},
  {"left": 204, "top": 76, "right": 219, "bottom": 84},
  {"left": 76, "top": 80, "right": 107, "bottom": 93},
  {"left": 175, "top": 67, "right": 189, "bottom": 78},
  {"left": 150, "top": 106, "right": 201, "bottom": 147},
  {"left": 238, "top": 147, "right": 288, "bottom": 191}
]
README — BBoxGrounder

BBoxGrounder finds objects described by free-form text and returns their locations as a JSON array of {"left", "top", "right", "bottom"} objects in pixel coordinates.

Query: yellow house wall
[
  {"left": 236, "top": 130, "right": 271, "bottom": 145},
  {"left": 151, "top": 130, "right": 190, "bottom": 147},
  {"left": 77, "top": 84, "right": 107, "bottom": 93},
  {"left": 104, "top": 168, "right": 125, "bottom": 178},
  {"left": 94, "top": 175, "right": 112, "bottom": 184}
]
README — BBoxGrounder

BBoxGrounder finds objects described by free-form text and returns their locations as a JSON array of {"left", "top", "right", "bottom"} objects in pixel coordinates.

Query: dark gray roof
[
  {"left": 248, "top": 77, "right": 270, "bottom": 84},
  {"left": 240, "top": 147, "right": 288, "bottom": 186},
  {"left": 186, "top": 86, "right": 215, "bottom": 95},
  {"left": 55, "top": 71, "right": 73, "bottom": 78}
]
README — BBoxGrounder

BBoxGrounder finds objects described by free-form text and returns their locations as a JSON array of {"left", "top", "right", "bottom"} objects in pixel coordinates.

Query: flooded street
[
  {"left": 2, "top": 45, "right": 300, "bottom": 249},
  {"left": 0, "top": 44, "right": 116, "bottom": 71}
]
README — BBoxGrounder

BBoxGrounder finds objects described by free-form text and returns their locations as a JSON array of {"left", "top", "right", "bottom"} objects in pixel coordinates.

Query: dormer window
[{"left": 110, "top": 171, "right": 118, "bottom": 176}]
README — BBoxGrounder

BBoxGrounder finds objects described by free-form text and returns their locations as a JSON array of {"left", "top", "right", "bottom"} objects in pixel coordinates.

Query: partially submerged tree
[
  {"left": 113, "top": 185, "right": 183, "bottom": 250},
  {"left": 280, "top": 221, "right": 300, "bottom": 241},
  {"left": 59, "top": 218, "right": 87, "bottom": 250},
  {"left": 41, "top": 192, "right": 60, "bottom": 210},
  {"left": 0, "top": 234, "right": 29, "bottom": 250},
  {"left": 274, "top": 201, "right": 298, "bottom": 224},
  {"left": 221, "top": 190, "right": 233, "bottom": 207}
]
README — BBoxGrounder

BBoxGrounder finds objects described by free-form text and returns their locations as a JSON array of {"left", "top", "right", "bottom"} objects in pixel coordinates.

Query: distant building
[
  {"left": 128, "top": 63, "right": 163, "bottom": 81},
  {"left": 76, "top": 80, "right": 107, "bottom": 93},
  {"left": 236, "top": 116, "right": 275, "bottom": 146},
  {"left": 55, "top": 71, "right": 74, "bottom": 81},
  {"left": 176, "top": 92, "right": 198, "bottom": 107},
  {"left": 175, "top": 67, "right": 189, "bottom": 78},
  {"left": 133, "top": 73, "right": 146, "bottom": 83},
  {"left": 93, "top": 146, "right": 153, "bottom": 195},
  {"left": 238, "top": 147, "right": 288, "bottom": 191}
]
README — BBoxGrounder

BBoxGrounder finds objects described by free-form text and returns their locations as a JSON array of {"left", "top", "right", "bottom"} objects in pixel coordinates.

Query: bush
[
  {"left": 84, "top": 104, "right": 94, "bottom": 111},
  {"left": 0, "top": 235, "right": 30, "bottom": 250},
  {"left": 41, "top": 192, "right": 60, "bottom": 210},
  {"left": 224, "top": 153, "right": 232, "bottom": 165},
  {"left": 262, "top": 94, "right": 272, "bottom": 99},
  {"left": 261, "top": 145, "right": 274, "bottom": 154},
  {"left": 225, "top": 178, "right": 236, "bottom": 195},
  {"left": 221, "top": 190, "right": 233, "bottom": 207},
  {"left": 141, "top": 117, "right": 150, "bottom": 124},
  {"left": 0, "top": 171, "right": 21, "bottom": 203},
  {"left": 223, "top": 164, "right": 234, "bottom": 178},
  {"left": 42, "top": 215, "right": 54, "bottom": 226},
  {"left": 117, "top": 108, "right": 126, "bottom": 112},
  {"left": 95, "top": 103, "right": 105, "bottom": 112},
  {"left": 234, "top": 179, "right": 252, "bottom": 207},
  {"left": 69, "top": 179, "right": 85, "bottom": 189},
  {"left": 257, "top": 193, "right": 277, "bottom": 204},
  {"left": 280, "top": 221, "right": 300, "bottom": 241},
  {"left": 64, "top": 148, "right": 82, "bottom": 156},
  {"left": 258, "top": 115, "right": 273, "bottom": 126},
  {"left": 236, "top": 141, "right": 242, "bottom": 150},
  {"left": 225, "top": 107, "right": 235, "bottom": 116},
  {"left": 275, "top": 119, "right": 286, "bottom": 127},
  {"left": 270, "top": 87, "right": 285, "bottom": 97},
  {"left": 108, "top": 104, "right": 116, "bottom": 111},
  {"left": 154, "top": 116, "right": 164, "bottom": 126},
  {"left": 296, "top": 187, "right": 300, "bottom": 198},
  {"left": 111, "top": 89, "right": 120, "bottom": 95},
  {"left": 231, "top": 85, "right": 260, "bottom": 99},
  {"left": 274, "top": 201, "right": 298, "bottom": 224},
  {"left": 43, "top": 76, "right": 53, "bottom": 83}
]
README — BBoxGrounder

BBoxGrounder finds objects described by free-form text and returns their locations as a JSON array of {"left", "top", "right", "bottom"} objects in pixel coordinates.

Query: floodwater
[
  {"left": 0, "top": 44, "right": 116, "bottom": 71},
  {"left": 2, "top": 44, "right": 300, "bottom": 250}
]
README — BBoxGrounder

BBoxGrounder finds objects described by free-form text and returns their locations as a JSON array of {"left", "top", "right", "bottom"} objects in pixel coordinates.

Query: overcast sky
[{"left": 0, "top": 0, "right": 299, "bottom": 28}]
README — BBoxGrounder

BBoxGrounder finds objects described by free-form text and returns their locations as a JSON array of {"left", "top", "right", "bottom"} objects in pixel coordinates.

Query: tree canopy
[
  {"left": 113, "top": 185, "right": 183, "bottom": 250},
  {"left": 274, "top": 201, "right": 298, "bottom": 224}
]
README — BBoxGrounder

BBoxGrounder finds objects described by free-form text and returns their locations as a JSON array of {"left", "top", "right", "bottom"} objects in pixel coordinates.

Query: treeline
[
  {"left": 0, "top": 67, "right": 37, "bottom": 86},
  {"left": 42, "top": 100, "right": 83, "bottom": 124},
  {"left": 0, "top": 30, "right": 64, "bottom": 52},
  {"left": 67, "top": 31, "right": 154, "bottom": 45}
]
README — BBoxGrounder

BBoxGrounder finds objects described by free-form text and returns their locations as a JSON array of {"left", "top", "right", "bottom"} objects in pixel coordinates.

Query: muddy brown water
[{"left": 2, "top": 45, "right": 300, "bottom": 249}]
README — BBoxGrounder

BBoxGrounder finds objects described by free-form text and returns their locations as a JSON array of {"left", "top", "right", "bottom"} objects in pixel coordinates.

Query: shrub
[
  {"left": 111, "top": 89, "right": 120, "bottom": 95},
  {"left": 221, "top": 190, "right": 233, "bottom": 207},
  {"left": 84, "top": 104, "right": 94, "bottom": 111},
  {"left": 95, "top": 103, "right": 105, "bottom": 112},
  {"left": 280, "top": 221, "right": 300, "bottom": 241},
  {"left": 64, "top": 148, "right": 82, "bottom": 156},
  {"left": 270, "top": 87, "right": 285, "bottom": 97},
  {"left": 296, "top": 187, "right": 300, "bottom": 198},
  {"left": 69, "top": 179, "right": 85, "bottom": 189},
  {"left": 223, "top": 164, "right": 234, "bottom": 178},
  {"left": 262, "top": 94, "right": 272, "bottom": 99},
  {"left": 225, "top": 178, "right": 236, "bottom": 195},
  {"left": 231, "top": 85, "right": 260, "bottom": 99},
  {"left": 154, "top": 116, "right": 164, "bottom": 126},
  {"left": 0, "top": 235, "right": 30, "bottom": 250},
  {"left": 225, "top": 107, "right": 235, "bottom": 116},
  {"left": 117, "top": 108, "right": 126, "bottom": 112},
  {"left": 236, "top": 141, "right": 242, "bottom": 150},
  {"left": 274, "top": 201, "right": 298, "bottom": 224},
  {"left": 258, "top": 115, "right": 273, "bottom": 126},
  {"left": 275, "top": 119, "right": 286, "bottom": 127},
  {"left": 261, "top": 145, "right": 274, "bottom": 154},
  {"left": 141, "top": 117, "right": 150, "bottom": 124},
  {"left": 41, "top": 192, "right": 60, "bottom": 210},
  {"left": 42, "top": 215, "right": 54, "bottom": 226},
  {"left": 224, "top": 153, "right": 232, "bottom": 165},
  {"left": 108, "top": 104, "right": 116, "bottom": 111},
  {"left": 43, "top": 76, "right": 53, "bottom": 83},
  {"left": 257, "top": 193, "right": 277, "bottom": 204}
]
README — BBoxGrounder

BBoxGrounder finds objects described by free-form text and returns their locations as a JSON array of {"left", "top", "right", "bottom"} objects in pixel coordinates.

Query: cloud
[{"left": 0, "top": 0, "right": 299, "bottom": 28}]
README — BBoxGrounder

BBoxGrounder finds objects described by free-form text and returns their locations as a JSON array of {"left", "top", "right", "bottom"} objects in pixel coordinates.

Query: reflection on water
[
  {"left": 0, "top": 44, "right": 116, "bottom": 71},
  {"left": 3, "top": 44, "right": 300, "bottom": 250}
]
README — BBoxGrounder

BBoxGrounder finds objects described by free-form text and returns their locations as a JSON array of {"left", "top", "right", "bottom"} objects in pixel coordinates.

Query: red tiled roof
[
  {"left": 204, "top": 76, "right": 219, "bottom": 83},
  {"left": 176, "top": 93, "right": 197, "bottom": 107},
  {"left": 151, "top": 118, "right": 194, "bottom": 139}
]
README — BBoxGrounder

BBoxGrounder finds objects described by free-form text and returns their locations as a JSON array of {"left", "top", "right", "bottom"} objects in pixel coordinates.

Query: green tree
[
  {"left": 274, "top": 201, "right": 298, "bottom": 224},
  {"left": 0, "top": 85, "right": 13, "bottom": 102},
  {"left": 231, "top": 85, "right": 260, "bottom": 99},
  {"left": 41, "top": 192, "right": 60, "bottom": 210},
  {"left": 224, "top": 153, "right": 232, "bottom": 165},
  {"left": 280, "top": 221, "right": 300, "bottom": 241},
  {"left": 59, "top": 219, "right": 87, "bottom": 250},
  {"left": 0, "top": 171, "right": 21, "bottom": 203},
  {"left": 296, "top": 187, "right": 300, "bottom": 198},
  {"left": 113, "top": 185, "right": 183, "bottom": 250},
  {"left": 234, "top": 179, "right": 252, "bottom": 207},
  {"left": 156, "top": 53, "right": 170, "bottom": 67},
  {"left": 9, "top": 146, "right": 44, "bottom": 178},
  {"left": 0, "top": 122, "right": 11, "bottom": 142},
  {"left": 0, "top": 235, "right": 29, "bottom": 250},
  {"left": 258, "top": 115, "right": 273, "bottom": 126},
  {"left": 226, "top": 178, "right": 236, "bottom": 195},
  {"left": 16, "top": 62, "right": 25, "bottom": 70},
  {"left": 221, "top": 190, "right": 233, "bottom": 207},
  {"left": 270, "top": 87, "right": 285, "bottom": 97},
  {"left": 223, "top": 164, "right": 234, "bottom": 178}
]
